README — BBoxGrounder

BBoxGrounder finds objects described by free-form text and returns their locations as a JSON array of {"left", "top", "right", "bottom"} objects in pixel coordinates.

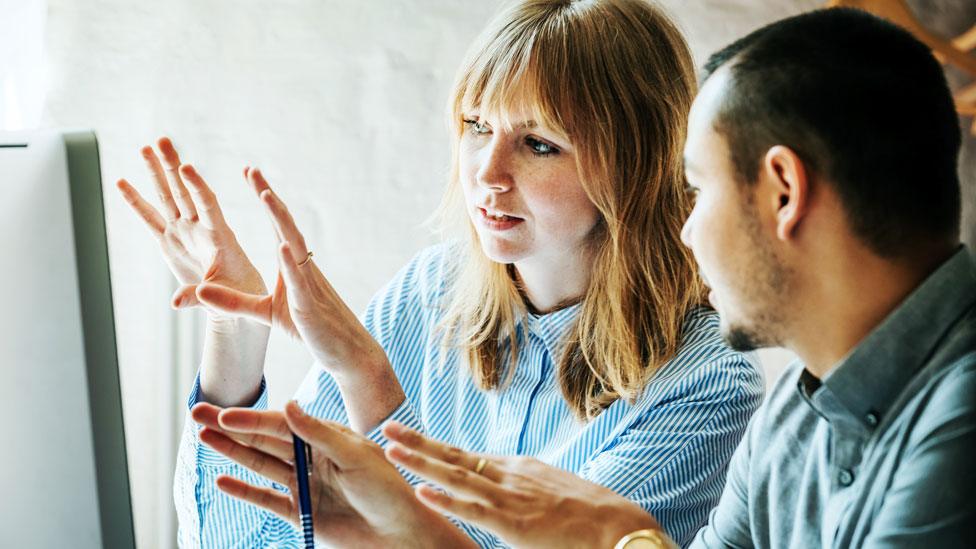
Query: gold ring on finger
[
  {"left": 474, "top": 457, "right": 488, "bottom": 475},
  {"left": 298, "top": 250, "right": 314, "bottom": 267}
]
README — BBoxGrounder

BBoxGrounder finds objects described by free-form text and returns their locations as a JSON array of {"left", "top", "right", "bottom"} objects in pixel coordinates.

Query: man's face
[{"left": 680, "top": 68, "right": 791, "bottom": 351}]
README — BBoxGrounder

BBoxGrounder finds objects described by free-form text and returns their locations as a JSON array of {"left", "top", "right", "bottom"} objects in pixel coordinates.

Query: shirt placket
[
  {"left": 822, "top": 419, "right": 866, "bottom": 546},
  {"left": 489, "top": 319, "right": 547, "bottom": 455}
]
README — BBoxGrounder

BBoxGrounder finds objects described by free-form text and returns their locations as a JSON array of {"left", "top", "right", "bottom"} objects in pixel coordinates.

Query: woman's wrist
[
  {"left": 199, "top": 316, "right": 270, "bottom": 407},
  {"left": 333, "top": 353, "right": 407, "bottom": 433},
  {"left": 402, "top": 503, "right": 478, "bottom": 549}
]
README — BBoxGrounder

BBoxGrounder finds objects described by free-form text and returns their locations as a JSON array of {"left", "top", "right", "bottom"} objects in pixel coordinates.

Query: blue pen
[{"left": 292, "top": 435, "right": 315, "bottom": 548}]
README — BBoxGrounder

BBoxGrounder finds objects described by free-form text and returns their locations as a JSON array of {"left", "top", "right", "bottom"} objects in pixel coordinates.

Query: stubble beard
[{"left": 720, "top": 200, "right": 793, "bottom": 352}]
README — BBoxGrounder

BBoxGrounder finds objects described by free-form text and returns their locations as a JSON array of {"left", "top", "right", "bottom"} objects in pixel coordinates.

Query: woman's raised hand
[
  {"left": 116, "top": 137, "right": 267, "bottom": 315},
  {"left": 192, "top": 168, "right": 405, "bottom": 432}
]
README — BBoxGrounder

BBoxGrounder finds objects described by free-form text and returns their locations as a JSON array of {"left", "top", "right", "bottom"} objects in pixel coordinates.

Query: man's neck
[{"left": 788, "top": 244, "right": 956, "bottom": 379}]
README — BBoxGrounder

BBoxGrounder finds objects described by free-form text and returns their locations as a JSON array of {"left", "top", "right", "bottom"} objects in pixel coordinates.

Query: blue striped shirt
[{"left": 175, "top": 243, "right": 764, "bottom": 548}]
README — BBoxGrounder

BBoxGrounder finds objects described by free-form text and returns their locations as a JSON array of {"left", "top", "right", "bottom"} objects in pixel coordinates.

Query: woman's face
[{"left": 458, "top": 106, "right": 600, "bottom": 268}]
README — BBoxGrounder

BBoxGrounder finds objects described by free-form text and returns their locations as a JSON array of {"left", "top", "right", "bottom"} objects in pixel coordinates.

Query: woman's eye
[
  {"left": 462, "top": 118, "right": 491, "bottom": 135},
  {"left": 684, "top": 184, "right": 700, "bottom": 200},
  {"left": 526, "top": 136, "right": 558, "bottom": 157}
]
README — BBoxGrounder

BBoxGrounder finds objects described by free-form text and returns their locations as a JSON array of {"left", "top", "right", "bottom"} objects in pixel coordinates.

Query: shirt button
[
  {"left": 865, "top": 411, "right": 879, "bottom": 427},
  {"left": 839, "top": 469, "right": 854, "bottom": 486}
]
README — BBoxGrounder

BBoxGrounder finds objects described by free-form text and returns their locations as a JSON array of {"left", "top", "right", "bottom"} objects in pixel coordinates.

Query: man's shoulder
[
  {"left": 904, "top": 305, "right": 976, "bottom": 426},
  {"left": 904, "top": 349, "right": 976, "bottom": 439}
]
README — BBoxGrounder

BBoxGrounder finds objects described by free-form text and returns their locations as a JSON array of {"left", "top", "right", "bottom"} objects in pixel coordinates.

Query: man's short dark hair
[{"left": 703, "top": 8, "right": 961, "bottom": 257}]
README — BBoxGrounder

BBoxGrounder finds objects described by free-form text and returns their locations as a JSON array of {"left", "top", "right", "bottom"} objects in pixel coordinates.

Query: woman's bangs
[{"left": 456, "top": 31, "right": 570, "bottom": 138}]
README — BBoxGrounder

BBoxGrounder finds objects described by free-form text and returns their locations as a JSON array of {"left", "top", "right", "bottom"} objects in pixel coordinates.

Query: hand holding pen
[{"left": 190, "top": 401, "right": 476, "bottom": 549}]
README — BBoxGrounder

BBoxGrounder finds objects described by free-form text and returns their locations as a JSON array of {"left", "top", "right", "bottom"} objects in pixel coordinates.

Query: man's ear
[{"left": 761, "top": 145, "right": 809, "bottom": 242}]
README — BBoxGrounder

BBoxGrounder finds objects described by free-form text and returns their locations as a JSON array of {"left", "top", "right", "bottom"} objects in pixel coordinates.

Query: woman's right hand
[
  {"left": 116, "top": 137, "right": 267, "bottom": 316},
  {"left": 192, "top": 401, "right": 477, "bottom": 549}
]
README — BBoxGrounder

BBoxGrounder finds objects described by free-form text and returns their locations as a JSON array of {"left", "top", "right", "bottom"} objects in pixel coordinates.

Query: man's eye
[
  {"left": 526, "top": 137, "right": 558, "bottom": 157},
  {"left": 463, "top": 118, "right": 491, "bottom": 135}
]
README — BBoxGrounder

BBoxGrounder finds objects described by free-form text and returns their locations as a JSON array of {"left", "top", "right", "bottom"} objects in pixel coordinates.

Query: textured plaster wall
[{"left": 40, "top": 1, "right": 975, "bottom": 546}]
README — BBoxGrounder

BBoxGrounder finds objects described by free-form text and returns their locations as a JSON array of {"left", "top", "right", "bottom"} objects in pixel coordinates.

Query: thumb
[
  {"left": 284, "top": 401, "right": 365, "bottom": 469},
  {"left": 171, "top": 284, "right": 201, "bottom": 309},
  {"left": 196, "top": 282, "right": 272, "bottom": 326}
]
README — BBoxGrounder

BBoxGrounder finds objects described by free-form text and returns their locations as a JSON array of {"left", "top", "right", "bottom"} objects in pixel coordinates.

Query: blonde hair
[{"left": 436, "top": 0, "right": 706, "bottom": 420}]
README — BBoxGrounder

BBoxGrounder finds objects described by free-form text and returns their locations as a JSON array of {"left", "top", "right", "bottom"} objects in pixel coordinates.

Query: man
[{"left": 193, "top": 7, "right": 975, "bottom": 548}]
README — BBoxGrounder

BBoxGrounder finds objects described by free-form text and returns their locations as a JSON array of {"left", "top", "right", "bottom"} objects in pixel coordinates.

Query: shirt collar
[
  {"left": 807, "top": 247, "right": 976, "bottom": 432},
  {"left": 516, "top": 302, "right": 582, "bottom": 359}
]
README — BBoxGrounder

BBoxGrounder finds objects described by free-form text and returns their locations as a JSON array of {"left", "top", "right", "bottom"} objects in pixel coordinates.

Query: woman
[{"left": 117, "top": 0, "right": 762, "bottom": 546}]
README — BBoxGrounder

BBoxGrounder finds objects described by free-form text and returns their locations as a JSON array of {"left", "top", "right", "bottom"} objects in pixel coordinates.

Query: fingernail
[{"left": 288, "top": 400, "right": 306, "bottom": 416}]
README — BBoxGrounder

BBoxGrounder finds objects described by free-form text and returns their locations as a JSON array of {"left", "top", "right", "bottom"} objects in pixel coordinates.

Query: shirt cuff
[
  {"left": 364, "top": 396, "right": 423, "bottom": 447},
  {"left": 187, "top": 372, "right": 269, "bottom": 467},
  {"left": 364, "top": 397, "right": 425, "bottom": 486}
]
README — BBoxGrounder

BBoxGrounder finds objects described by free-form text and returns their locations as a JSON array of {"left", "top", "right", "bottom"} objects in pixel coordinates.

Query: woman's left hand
[
  {"left": 195, "top": 168, "right": 404, "bottom": 432},
  {"left": 383, "top": 421, "right": 664, "bottom": 549}
]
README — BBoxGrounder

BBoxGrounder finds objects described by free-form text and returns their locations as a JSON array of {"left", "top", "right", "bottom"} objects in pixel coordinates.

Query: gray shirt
[{"left": 691, "top": 248, "right": 976, "bottom": 548}]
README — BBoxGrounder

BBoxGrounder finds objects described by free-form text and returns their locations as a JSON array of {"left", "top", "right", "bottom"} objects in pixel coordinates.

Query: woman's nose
[{"left": 476, "top": 136, "right": 514, "bottom": 192}]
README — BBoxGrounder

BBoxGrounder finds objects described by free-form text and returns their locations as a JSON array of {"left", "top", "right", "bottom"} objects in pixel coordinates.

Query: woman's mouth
[{"left": 478, "top": 208, "right": 524, "bottom": 231}]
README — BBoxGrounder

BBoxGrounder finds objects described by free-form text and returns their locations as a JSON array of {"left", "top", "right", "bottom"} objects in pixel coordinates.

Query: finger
[
  {"left": 414, "top": 484, "right": 510, "bottom": 534},
  {"left": 218, "top": 408, "right": 293, "bottom": 441},
  {"left": 215, "top": 475, "right": 296, "bottom": 524},
  {"left": 254, "top": 173, "right": 309, "bottom": 257},
  {"left": 192, "top": 404, "right": 294, "bottom": 464},
  {"left": 191, "top": 402, "right": 224, "bottom": 430},
  {"left": 141, "top": 144, "right": 180, "bottom": 221},
  {"left": 156, "top": 137, "right": 198, "bottom": 220},
  {"left": 385, "top": 443, "right": 507, "bottom": 504},
  {"left": 214, "top": 427, "right": 295, "bottom": 464},
  {"left": 196, "top": 283, "right": 272, "bottom": 326},
  {"left": 200, "top": 427, "right": 294, "bottom": 485},
  {"left": 171, "top": 284, "right": 201, "bottom": 309},
  {"left": 284, "top": 401, "right": 373, "bottom": 469},
  {"left": 382, "top": 421, "right": 490, "bottom": 478},
  {"left": 179, "top": 164, "right": 228, "bottom": 231},
  {"left": 248, "top": 169, "right": 285, "bottom": 243},
  {"left": 116, "top": 178, "right": 166, "bottom": 236},
  {"left": 245, "top": 165, "right": 272, "bottom": 198},
  {"left": 277, "top": 242, "right": 313, "bottom": 311}
]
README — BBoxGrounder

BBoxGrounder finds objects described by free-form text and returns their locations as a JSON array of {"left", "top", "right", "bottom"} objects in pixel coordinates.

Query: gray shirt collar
[{"left": 798, "top": 247, "right": 976, "bottom": 433}]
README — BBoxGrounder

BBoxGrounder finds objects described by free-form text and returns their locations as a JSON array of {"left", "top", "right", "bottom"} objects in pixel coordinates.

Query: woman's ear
[{"left": 762, "top": 145, "right": 809, "bottom": 242}]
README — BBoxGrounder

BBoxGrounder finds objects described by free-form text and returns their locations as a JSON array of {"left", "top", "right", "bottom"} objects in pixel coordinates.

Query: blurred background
[{"left": 3, "top": 0, "right": 974, "bottom": 546}]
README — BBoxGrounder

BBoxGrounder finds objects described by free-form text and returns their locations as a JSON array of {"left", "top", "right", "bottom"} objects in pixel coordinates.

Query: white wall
[
  {"left": 39, "top": 1, "right": 875, "bottom": 546},
  {"left": 44, "top": 1, "right": 507, "bottom": 545}
]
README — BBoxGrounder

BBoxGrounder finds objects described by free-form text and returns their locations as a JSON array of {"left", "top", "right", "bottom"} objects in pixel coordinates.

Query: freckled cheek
[
  {"left": 457, "top": 157, "right": 481, "bottom": 210},
  {"left": 457, "top": 141, "right": 482, "bottom": 188},
  {"left": 531, "top": 187, "right": 598, "bottom": 236}
]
